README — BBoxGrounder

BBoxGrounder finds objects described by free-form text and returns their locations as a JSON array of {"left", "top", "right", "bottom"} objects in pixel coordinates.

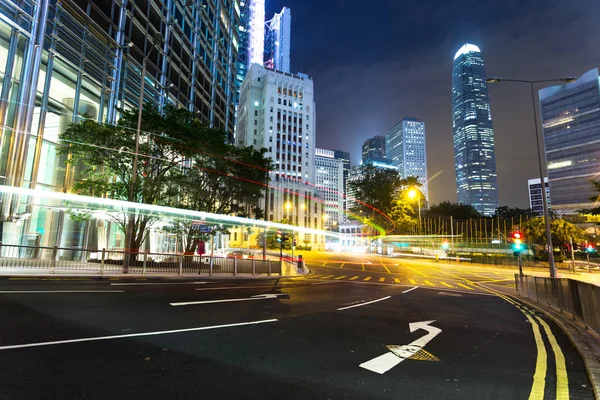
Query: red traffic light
[{"left": 513, "top": 232, "right": 522, "bottom": 239}]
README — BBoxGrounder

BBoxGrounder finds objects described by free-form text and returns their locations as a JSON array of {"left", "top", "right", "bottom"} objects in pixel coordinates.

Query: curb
[
  {"left": 0, "top": 274, "right": 304, "bottom": 281},
  {"left": 478, "top": 282, "right": 600, "bottom": 399}
]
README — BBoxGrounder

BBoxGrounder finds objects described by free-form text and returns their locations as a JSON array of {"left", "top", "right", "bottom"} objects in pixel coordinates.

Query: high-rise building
[
  {"left": 333, "top": 150, "right": 351, "bottom": 220},
  {"left": 539, "top": 68, "right": 600, "bottom": 215},
  {"left": 386, "top": 118, "right": 429, "bottom": 200},
  {"left": 528, "top": 178, "right": 550, "bottom": 217},
  {"left": 264, "top": 7, "right": 291, "bottom": 73},
  {"left": 0, "top": 0, "right": 239, "bottom": 246},
  {"left": 236, "top": 64, "right": 324, "bottom": 247},
  {"left": 315, "top": 149, "right": 344, "bottom": 229},
  {"left": 452, "top": 43, "right": 498, "bottom": 216},
  {"left": 362, "top": 136, "right": 386, "bottom": 164}
]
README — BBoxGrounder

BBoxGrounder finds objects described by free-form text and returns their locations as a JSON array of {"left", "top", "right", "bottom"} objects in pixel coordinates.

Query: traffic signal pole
[{"left": 518, "top": 253, "right": 523, "bottom": 277}]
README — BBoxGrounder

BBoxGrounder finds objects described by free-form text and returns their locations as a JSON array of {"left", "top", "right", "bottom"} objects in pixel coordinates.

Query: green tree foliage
[
  {"left": 426, "top": 201, "right": 482, "bottom": 219},
  {"left": 493, "top": 206, "right": 533, "bottom": 219},
  {"left": 522, "top": 217, "right": 581, "bottom": 255}
]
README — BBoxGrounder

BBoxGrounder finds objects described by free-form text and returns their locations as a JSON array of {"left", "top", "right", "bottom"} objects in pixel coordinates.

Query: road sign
[{"left": 360, "top": 320, "right": 441, "bottom": 374}]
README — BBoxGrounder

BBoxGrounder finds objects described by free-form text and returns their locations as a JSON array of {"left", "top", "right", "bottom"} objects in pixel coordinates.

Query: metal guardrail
[
  {"left": 0, "top": 243, "right": 286, "bottom": 276},
  {"left": 515, "top": 274, "right": 600, "bottom": 335}
]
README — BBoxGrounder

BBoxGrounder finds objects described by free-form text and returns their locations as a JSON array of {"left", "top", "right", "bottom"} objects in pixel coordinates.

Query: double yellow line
[{"left": 430, "top": 267, "right": 569, "bottom": 399}]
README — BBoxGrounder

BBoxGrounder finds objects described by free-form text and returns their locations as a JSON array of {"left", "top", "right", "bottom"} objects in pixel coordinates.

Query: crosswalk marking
[
  {"left": 364, "top": 276, "right": 372, "bottom": 281},
  {"left": 424, "top": 280, "right": 435, "bottom": 287},
  {"left": 409, "top": 279, "right": 417, "bottom": 285},
  {"left": 349, "top": 276, "right": 359, "bottom": 281},
  {"left": 393, "top": 278, "right": 400, "bottom": 283},
  {"left": 456, "top": 283, "right": 474, "bottom": 290},
  {"left": 334, "top": 275, "right": 347, "bottom": 280},
  {"left": 379, "top": 277, "right": 385, "bottom": 283},
  {"left": 321, "top": 275, "right": 335, "bottom": 279},
  {"left": 440, "top": 281, "right": 454, "bottom": 288},
  {"left": 340, "top": 263, "right": 346, "bottom": 268},
  {"left": 312, "top": 275, "right": 323, "bottom": 279}
]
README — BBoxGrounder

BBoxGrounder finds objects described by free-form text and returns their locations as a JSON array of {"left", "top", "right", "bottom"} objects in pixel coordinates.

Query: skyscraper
[
  {"left": 315, "top": 149, "right": 344, "bottom": 229},
  {"left": 236, "top": 0, "right": 266, "bottom": 105},
  {"left": 265, "top": 7, "right": 291, "bottom": 73},
  {"left": 0, "top": 0, "right": 240, "bottom": 246},
  {"left": 452, "top": 43, "right": 498, "bottom": 216},
  {"left": 539, "top": 68, "right": 600, "bottom": 215},
  {"left": 236, "top": 64, "right": 324, "bottom": 247},
  {"left": 528, "top": 178, "right": 550, "bottom": 217},
  {"left": 386, "top": 118, "right": 429, "bottom": 200},
  {"left": 362, "top": 136, "right": 387, "bottom": 164},
  {"left": 333, "top": 150, "right": 351, "bottom": 220}
]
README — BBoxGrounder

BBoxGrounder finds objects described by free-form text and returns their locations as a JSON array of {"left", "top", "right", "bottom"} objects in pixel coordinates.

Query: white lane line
[
  {"left": 337, "top": 296, "right": 391, "bottom": 311},
  {"left": 111, "top": 282, "right": 207, "bottom": 286},
  {"left": 0, "top": 319, "right": 278, "bottom": 351},
  {"left": 0, "top": 290, "right": 124, "bottom": 294},
  {"left": 195, "top": 286, "right": 280, "bottom": 291},
  {"left": 402, "top": 286, "right": 419, "bottom": 294},
  {"left": 170, "top": 293, "right": 288, "bottom": 306}
]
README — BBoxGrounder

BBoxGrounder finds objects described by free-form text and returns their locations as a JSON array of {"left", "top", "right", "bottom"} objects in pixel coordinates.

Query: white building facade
[
  {"left": 264, "top": 7, "right": 291, "bottom": 73},
  {"left": 315, "top": 149, "right": 344, "bottom": 229},
  {"left": 236, "top": 64, "right": 324, "bottom": 248},
  {"left": 386, "top": 118, "right": 429, "bottom": 200}
]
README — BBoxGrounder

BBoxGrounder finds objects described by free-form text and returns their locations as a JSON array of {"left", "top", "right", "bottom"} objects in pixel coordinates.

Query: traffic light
[
  {"left": 293, "top": 238, "right": 297, "bottom": 247},
  {"left": 441, "top": 241, "right": 449, "bottom": 250},
  {"left": 586, "top": 244, "right": 594, "bottom": 253},
  {"left": 276, "top": 230, "right": 282, "bottom": 243},
  {"left": 511, "top": 231, "right": 524, "bottom": 256}
]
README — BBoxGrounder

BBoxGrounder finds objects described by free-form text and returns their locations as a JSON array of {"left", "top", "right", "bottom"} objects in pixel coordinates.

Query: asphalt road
[{"left": 0, "top": 262, "right": 594, "bottom": 399}]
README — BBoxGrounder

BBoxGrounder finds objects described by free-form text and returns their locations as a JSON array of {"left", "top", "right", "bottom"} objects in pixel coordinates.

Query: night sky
[{"left": 266, "top": 0, "right": 600, "bottom": 208}]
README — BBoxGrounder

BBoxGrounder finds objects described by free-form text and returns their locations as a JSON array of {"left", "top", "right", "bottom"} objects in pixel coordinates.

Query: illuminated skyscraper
[
  {"left": 265, "top": 7, "right": 291, "bottom": 73},
  {"left": 362, "top": 136, "right": 386, "bottom": 164},
  {"left": 452, "top": 44, "right": 498, "bottom": 216}
]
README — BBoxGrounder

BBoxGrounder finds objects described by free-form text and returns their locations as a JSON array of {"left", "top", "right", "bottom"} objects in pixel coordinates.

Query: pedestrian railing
[
  {"left": 0, "top": 242, "right": 287, "bottom": 276},
  {"left": 515, "top": 274, "right": 600, "bottom": 335}
]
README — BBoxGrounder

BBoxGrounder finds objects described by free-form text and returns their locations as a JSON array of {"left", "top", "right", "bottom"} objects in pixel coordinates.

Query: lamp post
[
  {"left": 407, "top": 188, "right": 421, "bottom": 235},
  {"left": 124, "top": 32, "right": 163, "bottom": 272},
  {"left": 486, "top": 76, "right": 577, "bottom": 278}
]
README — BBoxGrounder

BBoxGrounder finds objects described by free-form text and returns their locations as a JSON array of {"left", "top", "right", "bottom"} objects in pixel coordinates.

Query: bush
[{"left": 295, "top": 245, "right": 312, "bottom": 251}]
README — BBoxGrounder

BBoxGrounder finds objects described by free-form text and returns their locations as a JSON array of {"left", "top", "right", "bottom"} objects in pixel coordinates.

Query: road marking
[
  {"left": 361, "top": 263, "right": 365, "bottom": 271},
  {"left": 408, "top": 279, "right": 417, "bottom": 285},
  {"left": 349, "top": 276, "right": 359, "bottom": 281},
  {"left": 440, "top": 281, "right": 454, "bottom": 288},
  {"left": 402, "top": 287, "right": 419, "bottom": 294},
  {"left": 0, "top": 319, "right": 278, "bottom": 351},
  {"left": 170, "top": 293, "right": 289, "bottom": 306},
  {"left": 380, "top": 261, "right": 391, "bottom": 274},
  {"left": 311, "top": 275, "right": 323, "bottom": 278},
  {"left": 321, "top": 275, "right": 335, "bottom": 279},
  {"left": 112, "top": 282, "right": 207, "bottom": 286},
  {"left": 456, "top": 283, "right": 474, "bottom": 290},
  {"left": 340, "top": 263, "right": 346, "bottom": 268},
  {"left": 311, "top": 281, "right": 342, "bottom": 285},
  {"left": 393, "top": 278, "right": 400, "bottom": 283},
  {"left": 337, "top": 296, "right": 391, "bottom": 311},
  {"left": 195, "top": 286, "right": 281, "bottom": 291},
  {"left": 8, "top": 278, "right": 40, "bottom": 281},
  {"left": 535, "top": 317, "right": 569, "bottom": 399},
  {"left": 321, "top": 262, "right": 327, "bottom": 266},
  {"left": 379, "top": 277, "right": 385, "bottom": 283},
  {"left": 526, "top": 314, "right": 547, "bottom": 400},
  {"left": 360, "top": 320, "right": 441, "bottom": 374},
  {"left": 424, "top": 280, "right": 435, "bottom": 287},
  {"left": 334, "top": 275, "right": 347, "bottom": 280},
  {"left": 364, "top": 276, "right": 372, "bottom": 281},
  {"left": 0, "top": 290, "right": 124, "bottom": 293}
]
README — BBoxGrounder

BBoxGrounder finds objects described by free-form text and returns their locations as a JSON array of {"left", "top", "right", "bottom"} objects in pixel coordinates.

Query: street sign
[{"left": 360, "top": 320, "right": 441, "bottom": 374}]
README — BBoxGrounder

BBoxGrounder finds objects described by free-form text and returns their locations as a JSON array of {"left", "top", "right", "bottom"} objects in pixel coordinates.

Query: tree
[
  {"left": 347, "top": 164, "right": 403, "bottom": 229},
  {"left": 60, "top": 105, "right": 198, "bottom": 255},
  {"left": 426, "top": 201, "right": 482, "bottom": 219},
  {"left": 493, "top": 206, "right": 533, "bottom": 220},
  {"left": 551, "top": 219, "right": 581, "bottom": 256}
]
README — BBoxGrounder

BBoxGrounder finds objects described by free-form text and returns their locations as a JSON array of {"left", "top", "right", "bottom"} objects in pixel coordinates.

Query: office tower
[
  {"left": 452, "top": 43, "right": 498, "bottom": 216},
  {"left": 0, "top": 0, "right": 239, "bottom": 246},
  {"left": 386, "top": 118, "right": 429, "bottom": 200},
  {"left": 264, "top": 7, "right": 291, "bottom": 73},
  {"left": 333, "top": 150, "right": 351, "bottom": 220},
  {"left": 362, "top": 136, "right": 387, "bottom": 164},
  {"left": 528, "top": 178, "right": 550, "bottom": 217},
  {"left": 236, "top": 64, "right": 324, "bottom": 247},
  {"left": 539, "top": 68, "right": 600, "bottom": 214},
  {"left": 315, "top": 149, "right": 344, "bottom": 229}
]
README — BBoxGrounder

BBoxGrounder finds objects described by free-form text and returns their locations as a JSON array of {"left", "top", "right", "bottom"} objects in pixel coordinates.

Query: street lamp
[
  {"left": 407, "top": 188, "right": 421, "bottom": 235},
  {"left": 124, "top": 32, "right": 163, "bottom": 271},
  {"left": 486, "top": 75, "right": 577, "bottom": 278}
]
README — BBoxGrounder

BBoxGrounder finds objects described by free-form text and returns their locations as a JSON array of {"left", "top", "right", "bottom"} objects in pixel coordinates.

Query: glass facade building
[
  {"left": 333, "top": 149, "right": 350, "bottom": 220},
  {"left": 315, "top": 148, "right": 344, "bottom": 229},
  {"left": 264, "top": 7, "right": 291, "bottom": 73},
  {"left": 386, "top": 117, "right": 428, "bottom": 200},
  {"left": 451, "top": 43, "right": 498, "bottom": 216},
  {"left": 361, "top": 135, "right": 386, "bottom": 164},
  {"left": 0, "top": 0, "right": 240, "bottom": 248},
  {"left": 539, "top": 68, "right": 600, "bottom": 214}
]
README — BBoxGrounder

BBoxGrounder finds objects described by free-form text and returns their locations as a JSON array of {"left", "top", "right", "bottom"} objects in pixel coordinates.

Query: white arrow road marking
[
  {"left": 170, "top": 293, "right": 289, "bottom": 306},
  {"left": 360, "top": 320, "right": 441, "bottom": 374}
]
